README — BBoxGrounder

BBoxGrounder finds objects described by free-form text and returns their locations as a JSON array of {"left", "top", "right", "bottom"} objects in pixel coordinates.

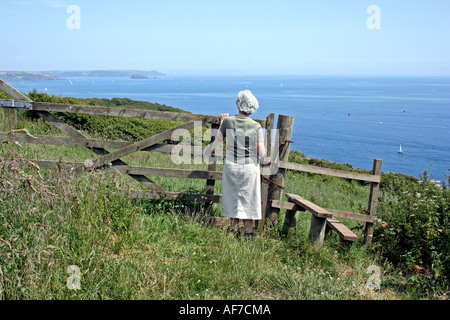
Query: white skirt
[{"left": 221, "top": 162, "right": 262, "bottom": 220}]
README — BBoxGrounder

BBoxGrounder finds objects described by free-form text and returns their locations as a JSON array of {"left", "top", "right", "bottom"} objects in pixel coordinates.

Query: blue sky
[{"left": 1, "top": 0, "right": 449, "bottom": 76}]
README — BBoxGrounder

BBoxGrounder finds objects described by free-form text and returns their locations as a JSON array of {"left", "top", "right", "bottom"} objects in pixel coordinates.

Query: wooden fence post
[
  {"left": 364, "top": 159, "right": 382, "bottom": 245},
  {"left": 205, "top": 122, "right": 220, "bottom": 215},
  {"left": 257, "top": 113, "right": 275, "bottom": 231},
  {"left": 281, "top": 201, "right": 299, "bottom": 236},
  {"left": 309, "top": 215, "right": 327, "bottom": 247},
  {"left": 263, "top": 115, "right": 294, "bottom": 228}
]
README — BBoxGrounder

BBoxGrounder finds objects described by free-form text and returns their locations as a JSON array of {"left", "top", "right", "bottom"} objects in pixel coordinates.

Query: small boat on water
[{"left": 398, "top": 144, "right": 404, "bottom": 154}]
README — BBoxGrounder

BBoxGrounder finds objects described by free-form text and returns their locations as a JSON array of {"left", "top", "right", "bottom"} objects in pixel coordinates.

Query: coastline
[{"left": 0, "top": 70, "right": 165, "bottom": 82}]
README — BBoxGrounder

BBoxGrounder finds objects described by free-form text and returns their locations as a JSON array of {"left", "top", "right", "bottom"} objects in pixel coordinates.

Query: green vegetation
[
  {"left": 26, "top": 90, "right": 187, "bottom": 142},
  {"left": 374, "top": 172, "right": 450, "bottom": 295},
  {"left": 0, "top": 91, "right": 448, "bottom": 300}
]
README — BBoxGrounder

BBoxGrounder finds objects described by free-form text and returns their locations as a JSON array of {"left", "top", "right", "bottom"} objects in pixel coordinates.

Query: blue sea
[{"left": 10, "top": 75, "right": 450, "bottom": 182}]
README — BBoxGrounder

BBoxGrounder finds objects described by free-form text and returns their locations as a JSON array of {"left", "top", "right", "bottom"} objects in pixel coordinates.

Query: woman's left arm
[
  {"left": 258, "top": 141, "right": 273, "bottom": 165},
  {"left": 215, "top": 113, "right": 228, "bottom": 143},
  {"left": 257, "top": 141, "right": 266, "bottom": 158},
  {"left": 204, "top": 114, "right": 227, "bottom": 160}
]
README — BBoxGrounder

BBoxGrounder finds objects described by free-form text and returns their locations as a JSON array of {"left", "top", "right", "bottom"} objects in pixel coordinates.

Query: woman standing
[{"left": 214, "top": 90, "right": 267, "bottom": 237}]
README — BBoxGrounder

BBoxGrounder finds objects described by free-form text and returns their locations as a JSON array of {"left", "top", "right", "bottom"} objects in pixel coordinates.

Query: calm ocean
[{"left": 10, "top": 75, "right": 450, "bottom": 181}]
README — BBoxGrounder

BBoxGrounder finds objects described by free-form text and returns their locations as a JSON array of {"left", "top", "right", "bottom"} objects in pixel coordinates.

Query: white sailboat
[{"left": 398, "top": 144, "right": 404, "bottom": 154}]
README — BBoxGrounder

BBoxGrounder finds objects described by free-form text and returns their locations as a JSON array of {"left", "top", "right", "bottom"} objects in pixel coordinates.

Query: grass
[
  {"left": 1, "top": 99, "right": 447, "bottom": 300},
  {"left": 0, "top": 150, "right": 399, "bottom": 299}
]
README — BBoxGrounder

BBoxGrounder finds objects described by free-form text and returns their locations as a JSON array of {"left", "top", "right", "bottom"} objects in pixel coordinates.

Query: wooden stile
[
  {"left": 285, "top": 193, "right": 333, "bottom": 218},
  {"left": 285, "top": 193, "right": 329, "bottom": 247},
  {"left": 271, "top": 200, "right": 377, "bottom": 223},
  {"left": 326, "top": 218, "right": 358, "bottom": 242},
  {"left": 284, "top": 193, "right": 358, "bottom": 246}
]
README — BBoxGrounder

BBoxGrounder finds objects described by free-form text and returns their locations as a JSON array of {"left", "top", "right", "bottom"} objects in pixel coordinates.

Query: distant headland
[
  {"left": 0, "top": 70, "right": 165, "bottom": 81},
  {"left": 0, "top": 71, "right": 59, "bottom": 81}
]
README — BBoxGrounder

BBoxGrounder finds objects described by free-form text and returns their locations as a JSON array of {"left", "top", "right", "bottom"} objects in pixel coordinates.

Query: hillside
[
  {"left": 23, "top": 90, "right": 187, "bottom": 142},
  {"left": 44, "top": 70, "right": 165, "bottom": 77},
  {"left": 0, "top": 71, "right": 59, "bottom": 81},
  {"left": 0, "top": 70, "right": 165, "bottom": 81}
]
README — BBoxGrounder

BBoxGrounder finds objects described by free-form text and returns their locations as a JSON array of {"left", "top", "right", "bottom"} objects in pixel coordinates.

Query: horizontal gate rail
[
  {"left": 36, "top": 160, "right": 222, "bottom": 180},
  {"left": 278, "top": 161, "right": 380, "bottom": 183},
  {"left": 0, "top": 132, "right": 226, "bottom": 156},
  {"left": 0, "top": 98, "right": 267, "bottom": 127},
  {"left": 124, "top": 190, "right": 222, "bottom": 203}
]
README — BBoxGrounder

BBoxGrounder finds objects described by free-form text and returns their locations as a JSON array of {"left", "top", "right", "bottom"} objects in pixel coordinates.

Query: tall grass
[{"left": 0, "top": 148, "right": 404, "bottom": 300}]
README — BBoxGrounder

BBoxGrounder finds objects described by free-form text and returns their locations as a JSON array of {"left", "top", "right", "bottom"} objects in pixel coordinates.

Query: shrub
[{"left": 374, "top": 171, "right": 450, "bottom": 295}]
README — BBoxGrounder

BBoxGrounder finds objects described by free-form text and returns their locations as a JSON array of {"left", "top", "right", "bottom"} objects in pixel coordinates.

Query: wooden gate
[
  {"left": 0, "top": 79, "right": 382, "bottom": 245},
  {"left": 0, "top": 79, "right": 274, "bottom": 213}
]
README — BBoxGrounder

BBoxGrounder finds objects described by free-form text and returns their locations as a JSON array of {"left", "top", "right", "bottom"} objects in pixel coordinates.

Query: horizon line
[{"left": 2, "top": 69, "right": 450, "bottom": 78}]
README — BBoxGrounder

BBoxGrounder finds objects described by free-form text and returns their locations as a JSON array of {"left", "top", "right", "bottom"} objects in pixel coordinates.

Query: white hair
[{"left": 236, "top": 90, "right": 259, "bottom": 114}]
